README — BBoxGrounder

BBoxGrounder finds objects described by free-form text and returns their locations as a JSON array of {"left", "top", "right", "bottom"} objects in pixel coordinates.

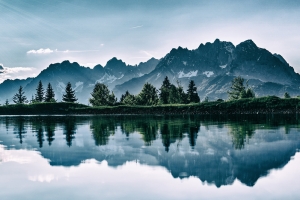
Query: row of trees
[
  {"left": 11, "top": 81, "right": 77, "bottom": 104},
  {"left": 8, "top": 76, "right": 292, "bottom": 106},
  {"left": 227, "top": 76, "right": 292, "bottom": 100},
  {"left": 89, "top": 76, "right": 200, "bottom": 106}
]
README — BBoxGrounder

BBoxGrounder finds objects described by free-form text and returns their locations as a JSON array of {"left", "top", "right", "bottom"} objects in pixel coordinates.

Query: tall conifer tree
[
  {"left": 13, "top": 86, "right": 28, "bottom": 104},
  {"left": 159, "top": 76, "right": 171, "bottom": 104},
  {"left": 35, "top": 80, "right": 44, "bottom": 102},
  {"left": 62, "top": 82, "right": 77, "bottom": 103},
  {"left": 186, "top": 80, "right": 200, "bottom": 103},
  {"left": 45, "top": 83, "right": 55, "bottom": 102}
]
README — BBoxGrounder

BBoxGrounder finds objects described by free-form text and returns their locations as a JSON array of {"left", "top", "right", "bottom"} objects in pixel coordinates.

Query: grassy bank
[{"left": 0, "top": 96, "right": 300, "bottom": 115}]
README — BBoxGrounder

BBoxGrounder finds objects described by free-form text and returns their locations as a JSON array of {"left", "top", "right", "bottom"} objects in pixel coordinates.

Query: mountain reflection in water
[{"left": 0, "top": 115, "right": 300, "bottom": 188}]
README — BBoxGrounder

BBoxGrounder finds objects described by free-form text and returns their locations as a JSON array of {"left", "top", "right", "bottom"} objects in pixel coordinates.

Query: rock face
[
  {"left": 0, "top": 39, "right": 299, "bottom": 104},
  {"left": 114, "top": 39, "right": 300, "bottom": 100}
]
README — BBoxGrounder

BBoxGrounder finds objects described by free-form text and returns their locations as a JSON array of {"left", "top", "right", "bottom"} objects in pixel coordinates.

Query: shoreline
[{"left": 0, "top": 96, "right": 299, "bottom": 115}]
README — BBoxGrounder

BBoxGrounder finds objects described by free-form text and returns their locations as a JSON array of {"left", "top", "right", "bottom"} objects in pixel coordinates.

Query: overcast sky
[{"left": 0, "top": 0, "right": 300, "bottom": 81}]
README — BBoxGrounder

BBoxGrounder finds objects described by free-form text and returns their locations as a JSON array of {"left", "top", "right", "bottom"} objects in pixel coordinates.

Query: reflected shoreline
[{"left": 0, "top": 114, "right": 300, "bottom": 188}]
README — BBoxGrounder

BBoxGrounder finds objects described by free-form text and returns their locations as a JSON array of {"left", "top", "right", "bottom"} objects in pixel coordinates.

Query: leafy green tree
[
  {"left": 159, "top": 76, "right": 171, "bottom": 104},
  {"left": 120, "top": 91, "right": 130, "bottom": 103},
  {"left": 90, "top": 83, "right": 110, "bottom": 106},
  {"left": 284, "top": 92, "right": 291, "bottom": 99},
  {"left": 62, "top": 82, "right": 77, "bottom": 103},
  {"left": 228, "top": 77, "right": 255, "bottom": 100},
  {"left": 186, "top": 80, "right": 200, "bottom": 103},
  {"left": 228, "top": 76, "right": 245, "bottom": 100},
  {"left": 108, "top": 91, "right": 117, "bottom": 105},
  {"left": 121, "top": 91, "right": 136, "bottom": 105},
  {"left": 176, "top": 81, "right": 187, "bottom": 104},
  {"left": 89, "top": 83, "right": 116, "bottom": 106},
  {"left": 35, "top": 80, "right": 44, "bottom": 102},
  {"left": 136, "top": 82, "right": 158, "bottom": 105},
  {"left": 45, "top": 83, "right": 56, "bottom": 102},
  {"left": 168, "top": 84, "right": 180, "bottom": 104},
  {"left": 13, "top": 86, "right": 28, "bottom": 104}
]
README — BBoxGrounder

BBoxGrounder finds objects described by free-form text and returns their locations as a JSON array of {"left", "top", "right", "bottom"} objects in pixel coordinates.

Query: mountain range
[{"left": 1, "top": 39, "right": 299, "bottom": 104}]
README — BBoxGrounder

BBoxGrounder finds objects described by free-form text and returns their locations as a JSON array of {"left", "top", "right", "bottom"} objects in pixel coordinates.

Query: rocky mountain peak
[
  {"left": 93, "top": 64, "right": 104, "bottom": 72},
  {"left": 104, "top": 57, "right": 130, "bottom": 74},
  {"left": 236, "top": 39, "right": 258, "bottom": 51},
  {"left": 273, "top": 53, "right": 289, "bottom": 66}
]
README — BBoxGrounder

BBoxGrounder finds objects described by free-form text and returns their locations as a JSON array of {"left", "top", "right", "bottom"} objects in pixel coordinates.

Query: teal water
[{"left": 0, "top": 115, "right": 300, "bottom": 199}]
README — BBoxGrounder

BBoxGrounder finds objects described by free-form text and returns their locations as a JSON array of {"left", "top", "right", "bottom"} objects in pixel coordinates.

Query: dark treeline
[
  {"left": 2, "top": 115, "right": 299, "bottom": 151},
  {"left": 7, "top": 80, "right": 78, "bottom": 105},
  {"left": 4, "top": 76, "right": 296, "bottom": 107},
  {"left": 89, "top": 76, "right": 200, "bottom": 106}
]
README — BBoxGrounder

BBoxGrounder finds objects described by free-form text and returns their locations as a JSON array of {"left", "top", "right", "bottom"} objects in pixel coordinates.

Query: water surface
[{"left": 0, "top": 115, "right": 300, "bottom": 199}]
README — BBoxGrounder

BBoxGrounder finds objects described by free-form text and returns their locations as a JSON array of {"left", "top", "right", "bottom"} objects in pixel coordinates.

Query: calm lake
[{"left": 0, "top": 115, "right": 300, "bottom": 199}]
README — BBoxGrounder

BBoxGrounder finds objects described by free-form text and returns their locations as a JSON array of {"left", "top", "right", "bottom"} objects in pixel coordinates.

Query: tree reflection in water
[
  {"left": 13, "top": 117, "right": 27, "bottom": 144},
  {"left": 62, "top": 117, "right": 77, "bottom": 147},
  {"left": 1, "top": 114, "right": 300, "bottom": 187}
]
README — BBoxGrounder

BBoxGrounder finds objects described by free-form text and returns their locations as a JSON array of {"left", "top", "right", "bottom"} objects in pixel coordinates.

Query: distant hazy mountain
[
  {"left": 0, "top": 39, "right": 299, "bottom": 104},
  {"left": 114, "top": 39, "right": 300, "bottom": 100},
  {"left": 0, "top": 58, "right": 159, "bottom": 104}
]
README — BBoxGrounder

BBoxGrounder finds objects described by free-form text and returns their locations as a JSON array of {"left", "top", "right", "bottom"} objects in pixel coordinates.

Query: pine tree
[
  {"left": 186, "top": 80, "right": 200, "bottom": 103},
  {"left": 5, "top": 99, "right": 9, "bottom": 106},
  {"left": 136, "top": 82, "right": 158, "bottom": 105},
  {"left": 159, "top": 76, "right": 171, "bottom": 104},
  {"left": 35, "top": 80, "right": 44, "bottom": 102},
  {"left": 62, "top": 82, "right": 77, "bottom": 103},
  {"left": 45, "top": 83, "right": 55, "bottom": 102},
  {"left": 13, "top": 86, "right": 28, "bottom": 104}
]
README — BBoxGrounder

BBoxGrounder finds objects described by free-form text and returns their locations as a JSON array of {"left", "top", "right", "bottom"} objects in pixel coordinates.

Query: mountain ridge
[{"left": 0, "top": 39, "right": 299, "bottom": 104}]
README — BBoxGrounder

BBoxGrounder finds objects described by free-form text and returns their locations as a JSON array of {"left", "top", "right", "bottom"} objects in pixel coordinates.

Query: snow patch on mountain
[
  {"left": 178, "top": 70, "right": 198, "bottom": 78},
  {"left": 74, "top": 81, "right": 84, "bottom": 92},
  {"left": 97, "top": 73, "right": 117, "bottom": 84},
  {"left": 155, "top": 72, "right": 161, "bottom": 80},
  {"left": 118, "top": 74, "right": 124, "bottom": 79},
  {"left": 57, "top": 82, "right": 66, "bottom": 93},
  {"left": 137, "top": 73, "right": 144, "bottom": 77},
  {"left": 220, "top": 64, "right": 227, "bottom": 69},
  {"left": 203, "top": 71, "right": 214, "bottom": 77},
  {"left": 182, "top": 61, "right": 187, "bottom": 66},
  {"left": 224, "top": 44, "right": 234, "bottom": 53}
]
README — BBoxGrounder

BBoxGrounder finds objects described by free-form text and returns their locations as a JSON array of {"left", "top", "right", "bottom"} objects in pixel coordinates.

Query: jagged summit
[
  {"left": 114, "top": 39, "right": 300, "bottom": 100},
  {"left": 0, "top": 39, "right": 299, "bottom": 104}
]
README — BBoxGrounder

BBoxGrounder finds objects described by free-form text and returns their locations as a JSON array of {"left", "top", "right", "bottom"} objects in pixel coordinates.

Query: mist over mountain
[{"left": 0, "top": 39, "right": 299, "bottom": 104}]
